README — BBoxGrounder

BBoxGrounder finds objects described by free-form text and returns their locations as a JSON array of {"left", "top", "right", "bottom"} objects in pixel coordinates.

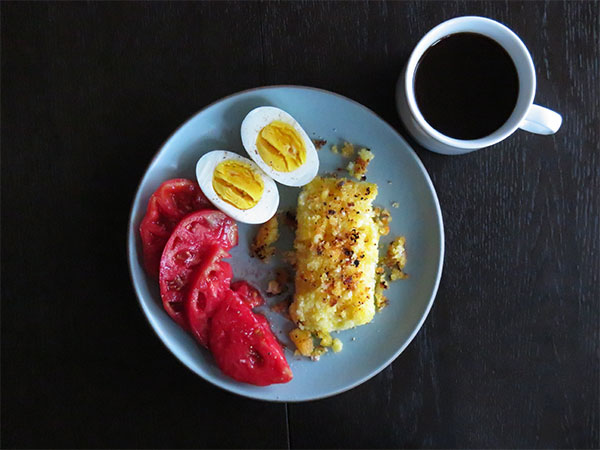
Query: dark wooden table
[{"left": 2, "top": 1, "right": 598, "bottom": 448}]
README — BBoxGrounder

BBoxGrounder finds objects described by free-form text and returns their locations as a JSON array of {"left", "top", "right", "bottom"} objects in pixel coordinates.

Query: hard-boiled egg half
[
  {"left": 196, "top": 150, "right": 279, "bottom": 224},
  {"left": 241, "top": 107, "right": 319, "bottom": 187}
]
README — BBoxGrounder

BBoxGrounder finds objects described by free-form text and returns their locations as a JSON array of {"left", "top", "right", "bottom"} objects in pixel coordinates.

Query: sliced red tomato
[
  {"left": 140, "top": 178, "right": 213, "bottom": 277},
  {"left": 159, "top": 210, "right": 238, "bottom": 329},
  {"left": 186, "top": 246, "right": 233, "bottom": 348},
  {"left": 209, "top": 293, "right": 292, "bottom": 386},
  {"left": 230, "top": 281, "right": 264, "bottom": 309}
]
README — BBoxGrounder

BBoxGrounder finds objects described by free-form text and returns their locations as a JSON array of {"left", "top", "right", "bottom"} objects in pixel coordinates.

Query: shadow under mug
[{"left": 396, "top": 16, "right": 562, "bottom": 155}]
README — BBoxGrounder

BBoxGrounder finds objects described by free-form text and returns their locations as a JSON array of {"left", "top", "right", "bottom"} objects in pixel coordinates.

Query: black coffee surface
[{"left": 414, "top": 32, "right": 519, "bottom": 140}]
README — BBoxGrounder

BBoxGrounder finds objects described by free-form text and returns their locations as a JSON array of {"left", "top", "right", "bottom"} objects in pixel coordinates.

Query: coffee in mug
[
  {"left": 414, "top": 32, "right": 519, "bottom": 140},
  {"left": 396, "top": 16, "right": 562, "bottom": 155}
]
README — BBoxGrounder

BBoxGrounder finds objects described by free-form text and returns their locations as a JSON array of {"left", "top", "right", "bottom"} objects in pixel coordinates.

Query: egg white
[
  {"left": 240, "top": 106, "right": 319, "bottom": 187},
  {"left": 195, "top": 150, "right": 279, "bottom": 224}
]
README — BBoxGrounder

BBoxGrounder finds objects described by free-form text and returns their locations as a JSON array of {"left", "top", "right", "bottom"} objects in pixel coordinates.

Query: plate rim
[{"left": 127, "top": 84, "right": 445, "bottom": 402}]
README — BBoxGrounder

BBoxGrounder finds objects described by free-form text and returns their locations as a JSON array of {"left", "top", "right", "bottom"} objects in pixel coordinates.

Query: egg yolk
[
  {"left": 256, "top": 121, "right": 306, "bottom": 172},
  {"left": 212, "top": 160, "right": 264, "bottom": 210}
]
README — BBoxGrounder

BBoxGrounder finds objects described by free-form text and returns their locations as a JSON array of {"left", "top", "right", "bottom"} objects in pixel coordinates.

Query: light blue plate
[{"left": 127, "top": 86, "right": 444, "bottom": 402}]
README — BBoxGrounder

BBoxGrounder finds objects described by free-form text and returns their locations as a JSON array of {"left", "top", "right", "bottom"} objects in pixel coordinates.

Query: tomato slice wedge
[
  {"left": 230, "top": 281, "right": 265, "bottom": 308},
  {"left": 159, "top": 210, "right": 238, "bottom": 329},
  {"left": 140, "top": 179, "right": 213, "bottom": 277},
  {"left": 209, "top": 293, "right": 292, "bottom": 386},
  {"left": 186, "top": 246, "right": 232, "bottom": 347}
]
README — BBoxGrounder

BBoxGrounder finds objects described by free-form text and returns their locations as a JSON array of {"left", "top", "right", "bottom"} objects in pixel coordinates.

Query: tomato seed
[
  {"left": 248, "top": 347, "right": 264, "bottom": 365},
  {"left": 167, "top": 275, "right": 185, "bottom": 291},
  {"left": 175, "top": 250, "right": 192, "bottom": 263}
]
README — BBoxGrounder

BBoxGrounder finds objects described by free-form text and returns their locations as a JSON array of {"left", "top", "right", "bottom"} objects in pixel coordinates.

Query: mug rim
[{"left": 404, "top": 16, "right": 536, "bottom": 150}]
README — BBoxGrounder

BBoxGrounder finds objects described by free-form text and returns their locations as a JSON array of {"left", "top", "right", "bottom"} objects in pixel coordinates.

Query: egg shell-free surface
[
  {"left": 127, "top": 86, "right": 444, "bottom": 402},
  {"left": 241, "top": 106, "right": 319, "bottom": 186},
  {"left": 195, "top": 150, "right": 279, "bottom": 224}
]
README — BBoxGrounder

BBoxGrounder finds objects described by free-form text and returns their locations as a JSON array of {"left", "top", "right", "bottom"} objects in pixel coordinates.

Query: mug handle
[{"left": 518, "top": 104, "right": 562, "bottom": 135}]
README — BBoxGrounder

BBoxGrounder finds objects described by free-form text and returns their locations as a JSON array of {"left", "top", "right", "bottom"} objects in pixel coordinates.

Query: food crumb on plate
[
  {"left": 385, "top": 236, "right": 409, "bottom": 280},
  {"left": 317, "top": 331, "right": 332, "bottom": 347},
  {"left": 289, "top": 328, "right": 313, "bottom": 357},
  {"left": 374, "top": 270, "right": 389, "bottom": 310},
  {"left": 266, "top": 280, "right": 282, "bottom": 296},
  {"left": 251, "top": 215, "right": 279, "bottom": 262},
  {"left": 282, "top": 250, "right": 297, "bottom": 267},
  {"left": 313, "top": 138, "right": 327, "bottom": 150},
  {"left": 266, "top": 268, "right": 290, "bottom": 296},
  {"left": 391, "top": 201, "right": 399, "bottom": 208},
  {"left": 331, "top": 141, "right": 355, "bottom": 158},
  {"left": 373, "top": 207, "right": 392, "bottom": 236},
  {"left": 341, "top": 141, "right": 354, "bottom": 158},
  {"left": 310, "top": 346, "right": 328, "bottom": 361},
  {"left": 347, "top": 148, "right": 374, "bottom": 180},
  {"left": 332, "top": 338, "right": 343, "bottom": 353}
]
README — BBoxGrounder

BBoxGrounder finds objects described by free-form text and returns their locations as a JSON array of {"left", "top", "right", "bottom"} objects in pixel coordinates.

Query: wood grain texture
[{"left": 1, "top": 1, "right": 598, "bottom": 449}]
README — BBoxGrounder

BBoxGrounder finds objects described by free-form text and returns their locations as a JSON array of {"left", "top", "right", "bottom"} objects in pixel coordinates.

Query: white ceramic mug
[{"left": 396, "top": 16, "right": 562, "bottom": 155}]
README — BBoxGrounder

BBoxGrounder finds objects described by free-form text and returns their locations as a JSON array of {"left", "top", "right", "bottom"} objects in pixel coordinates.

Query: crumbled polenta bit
[
  {"left": 374, "top": 271, "right": 389, "bottom": 310},
  {"left": 373, "top": 207, "right": 392, "bottom": 236},
  {"left": 311, "top": 346, "right": 328, "bottom": 361},
  {"left": 289, "top": 328, "right": 314, "bottom": 357},
  {"left": 347, "top": 148, "right": 374, "bottom": 180},
  {"left": 341, "top": 142, "right": 354, "bottom": 158},
  {"left": 317, "top": 331, "right": 333, "bottom": 347},
  {"left": 282, "top": 250, "right": 297, "bottom": 267},
  {"left": 251, "top": 215, "right": 279, "bottom": 261},
  {"left": 266, "top": 280, "right": 282, "bottom": 296},
  {"left": 380, "top": 274, "right": 390, "bottom": 290},
  {"left": 331, "top": 144, "right": 339, "bottom": 154},
  {"left": 332, "top": 338, "right": 343, "bottom": 353},
  {"left": 390, "top": 267, "right": 408, "bottom": 281},
  {"left": 391, "top": 201, "right": 399, "bottom": 208},
  {"left": 385, "top": 236, "right": 409, "bottom": 281},
  {"left": 313, "top": 138, "right": 327, "bottom": 150},
  {"left": 266, "top": 268, "right": 290, "bottom": 296},
  {"left": 374, "top": 294, "right": 388, "bottom": 310}
]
